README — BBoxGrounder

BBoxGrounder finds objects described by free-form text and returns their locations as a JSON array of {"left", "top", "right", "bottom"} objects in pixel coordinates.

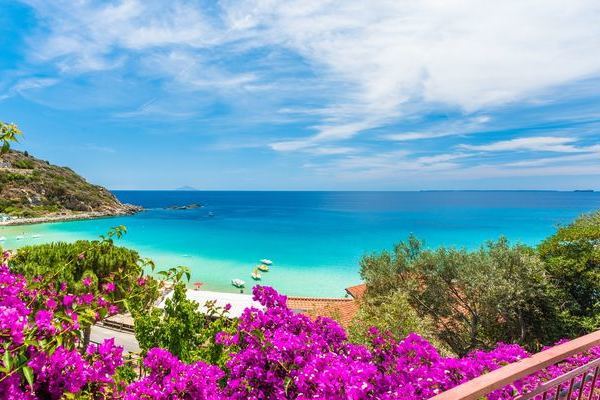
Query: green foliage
[
  {"left": 348, "top": 290, "right": 448, "bottom": 353},
  {"left": 0, "top": 121, "right": 22, "bottom": 154},
  {"left": 360, "top": 236, "right": 566, "bottom": 355},
  {"left": 12, "top": 158, "right": 34, "bottom": 169},
  {"left": 538, "top": 211, "right": 600, "bottom": 331},
  {"left": 0, "top": 147, "right": 128, "bottom": 216},
  {"left": 9, "top": 226, "right": 159, "bottom": 315},
  {"left": 134, "top": 270, "right": 236, "bottom": 366}
]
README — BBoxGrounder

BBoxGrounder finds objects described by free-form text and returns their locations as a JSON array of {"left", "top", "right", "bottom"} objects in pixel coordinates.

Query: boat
[
  {"left": 0, "top": 236, "right": 6, "bottom": 241},
  {"left": 231, "top": 278, "right": 245, "bottom": 288},
  {"left": 32, "top": 234, "right": 41, "bottom": 238},
  {"left": 251, "top": 269, "right": 262, "bottom": 280},
  {"left": 260, "top": 259, "right": 273, "bottom": 265},
  {"left": 257, "top": 264, "right": 269, "bottom": 272},
  {"left": 15, "top": 235, "right": 24, "bottom": 240}
]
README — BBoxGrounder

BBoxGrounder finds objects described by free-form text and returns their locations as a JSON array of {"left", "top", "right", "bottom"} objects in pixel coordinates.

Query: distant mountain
[
  {"left": 0, "top": 150, "right": 140, "bottom": 218},
  {"left": 175, "top": 186, "right": 198, "bottom": 191}
]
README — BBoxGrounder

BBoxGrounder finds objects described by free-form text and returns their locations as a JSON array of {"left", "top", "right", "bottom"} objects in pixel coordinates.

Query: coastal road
[{"left": 90, "top": 325, "right": 140, "bottom": 353}]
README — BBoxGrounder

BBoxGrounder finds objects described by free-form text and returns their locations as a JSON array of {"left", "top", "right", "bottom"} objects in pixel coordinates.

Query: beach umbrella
[{"left": 193, "top": 281, "right": 204, "bottom": 289}]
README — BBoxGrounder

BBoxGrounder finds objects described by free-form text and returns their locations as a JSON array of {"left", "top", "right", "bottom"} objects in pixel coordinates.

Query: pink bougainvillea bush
[{"left": 1, "top": 251, "right": 599, "bottom": 399}]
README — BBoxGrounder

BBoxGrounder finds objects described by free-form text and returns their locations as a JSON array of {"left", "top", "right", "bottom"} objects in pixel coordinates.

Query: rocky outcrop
[{"left": 0, "top": 150, "right": 141, "bottom": 219}]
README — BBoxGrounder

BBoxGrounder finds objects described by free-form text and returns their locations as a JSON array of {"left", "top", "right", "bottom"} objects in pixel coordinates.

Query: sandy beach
[{"left": 0, "top": 206, "right": 141, "bottom": 227}]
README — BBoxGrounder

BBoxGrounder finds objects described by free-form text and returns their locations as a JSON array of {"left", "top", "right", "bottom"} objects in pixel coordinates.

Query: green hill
[{"left": 0, "top": 150, "right": 139, "bottom": 218}]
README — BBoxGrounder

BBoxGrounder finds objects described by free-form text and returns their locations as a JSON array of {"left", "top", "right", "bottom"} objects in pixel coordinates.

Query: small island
[
  {"left": 0, "top": 149, "right": 140, "bottom": 226},
  {"left": 166, "top": 203, "right": 203, "bottom": 210}
]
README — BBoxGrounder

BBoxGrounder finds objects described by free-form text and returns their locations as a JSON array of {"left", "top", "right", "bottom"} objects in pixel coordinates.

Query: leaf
[
  {"left": 22, "top": 365, "right": 34, "bottom": 389},
  {"left": 2, "top": 351, "right": 11, "bottom": 370}
]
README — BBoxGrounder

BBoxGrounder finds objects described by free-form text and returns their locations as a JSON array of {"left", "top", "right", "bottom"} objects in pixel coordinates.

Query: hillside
[{"left": 0, "top": 150, "right": 139, "bottom": 219}]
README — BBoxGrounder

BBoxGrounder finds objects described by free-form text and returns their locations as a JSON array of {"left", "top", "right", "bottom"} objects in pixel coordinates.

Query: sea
[{"left": 1, "top": 191, "right": 599, "bottom": 297}]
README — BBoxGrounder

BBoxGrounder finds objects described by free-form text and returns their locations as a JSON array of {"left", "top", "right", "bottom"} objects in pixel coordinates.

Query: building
[
  {"left": 285, "top": 283, "right": 366, "bottom": 328},
  {"left": 158, "top": 289, "right": 264, "bottom": 319}
]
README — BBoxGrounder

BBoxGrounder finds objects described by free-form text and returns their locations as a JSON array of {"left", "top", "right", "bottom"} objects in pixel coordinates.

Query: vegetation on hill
[{"left": 0, "top": 121, "right": 138, "bottom": 217}]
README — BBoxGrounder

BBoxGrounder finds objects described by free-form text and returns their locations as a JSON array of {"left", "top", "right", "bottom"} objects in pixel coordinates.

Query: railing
[{"left": 430, "top": 330, "right": 600, "bottom": 400}]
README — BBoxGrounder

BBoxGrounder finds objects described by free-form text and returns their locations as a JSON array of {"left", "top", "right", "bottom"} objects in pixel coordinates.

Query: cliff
[{"left": 0, "top": 150, "right": 140, "bottom": 219}]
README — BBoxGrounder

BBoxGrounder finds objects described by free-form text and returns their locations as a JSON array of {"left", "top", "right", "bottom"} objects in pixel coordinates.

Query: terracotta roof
[
  {"left": 345, "top": 283, "right": 367, "bottom": 300},
  {"left": 287, "top": 297, "right": 359, "bottom": 328}
]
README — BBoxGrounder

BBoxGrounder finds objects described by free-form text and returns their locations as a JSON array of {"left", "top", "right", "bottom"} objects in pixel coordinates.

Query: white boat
[
  {"left": 0, "top": 236, "right": 6, "bottom": 241},
  {"left": 15, "top": 235, "right": 24, "bottom": 240},
  {"left": 260, "top": 259, "right": 273, "bottom": 265},
  {"left": 32, "top": 234, "right": 41, "bottom": 238},
  {"left": 257, "top": 264, "right": 269, "bottom": 272},
  {"left": 251, "top": 269, "right": 262, "bottom": 280},
  {"left": 231, "top": 278, "right": 245, "bottom": 288}
]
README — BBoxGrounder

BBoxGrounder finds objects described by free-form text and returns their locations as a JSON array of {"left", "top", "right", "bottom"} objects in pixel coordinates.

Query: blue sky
[{"left": 1, "top": 0, "right": 600, "bottom": 190}]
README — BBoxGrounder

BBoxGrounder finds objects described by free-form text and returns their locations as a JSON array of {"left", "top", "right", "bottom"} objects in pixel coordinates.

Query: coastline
[{"left": 0, "top": 205, "right": 142, "bottom": 227}]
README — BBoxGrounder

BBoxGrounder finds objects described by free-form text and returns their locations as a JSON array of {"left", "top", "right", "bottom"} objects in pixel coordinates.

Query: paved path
[{"left": 90, "top": 325, "right": 140, "bottom": 353}]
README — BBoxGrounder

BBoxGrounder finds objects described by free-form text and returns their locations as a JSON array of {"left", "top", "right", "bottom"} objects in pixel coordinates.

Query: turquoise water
[{"left": 2, "top": 191, "right": 599, "bottom": 297}]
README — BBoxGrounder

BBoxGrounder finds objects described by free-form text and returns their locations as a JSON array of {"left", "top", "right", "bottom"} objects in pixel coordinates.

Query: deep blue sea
[{"left": 2, "top": 191, "right": 599, "bottom": 297}]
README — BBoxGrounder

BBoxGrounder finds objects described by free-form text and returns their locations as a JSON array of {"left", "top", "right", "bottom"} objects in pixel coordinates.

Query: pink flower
[
  {"left": 62, "top": 294, "right": 75, "bottom": 308},
  {"left": 102, "top": 282, "right": 116, "bottom": 293},
  {"left": 45, "top": 298, "right": 57, "bottom": 310},
  {"left": 77, "top": 293, "right": 94, "bottom": 305},
  {"left": 82, "top": 277, "right": 92, "bottom": 287}
]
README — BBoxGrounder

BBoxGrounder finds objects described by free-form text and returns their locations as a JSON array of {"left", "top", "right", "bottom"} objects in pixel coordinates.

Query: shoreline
[{"left": 0, "top": 205, "right": 142, "bottom": 227}]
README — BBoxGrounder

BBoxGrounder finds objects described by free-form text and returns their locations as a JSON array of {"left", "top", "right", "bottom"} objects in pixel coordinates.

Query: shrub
[
  {"left": 134, "top": 281, "right": 236, "bottom": 366},
  {"left": 359, "top": 236, "right": 566, "bottom": 355},
  {"left": 12, "top": 158, "right": 34, "bottom": 169},
  {"left": 0, "top": 254, "right": 598, "bottom": 399},
  {"left": 538, "top": 211, "right": 600, "bottom": 332}
]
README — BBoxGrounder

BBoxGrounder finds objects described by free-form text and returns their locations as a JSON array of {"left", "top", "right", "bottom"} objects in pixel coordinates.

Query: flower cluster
[
  {"left": 123, "top": 348, "right": 223, "bottom": 399},
  {"left": 0, "top": 252, "right": 123, "bottom": 399},
  {"left": 214, "top": 287, "right": 544, "bottom": 399},
  {"left": 1, "top": 251, "right": 599, "bottom": 399}
]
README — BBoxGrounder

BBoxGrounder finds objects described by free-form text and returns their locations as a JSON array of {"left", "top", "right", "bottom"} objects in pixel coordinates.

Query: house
[
  {"left": 345, "top": 283, "right": 367, "bottom": 300},
  {"left": 286, "top": 296, "right": 360, "bottom": 328},
  {"left": 285, "top": 283, "right": 368, "bottom": 328}
]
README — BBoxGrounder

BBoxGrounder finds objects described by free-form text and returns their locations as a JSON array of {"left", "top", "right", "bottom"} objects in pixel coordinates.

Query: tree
[
  {"left": 0, "top": 121, "right": 22, "bottom": 154},
  {"left": 348, "top": 289, "right": 448, "bottom": 353},
  {"left": 360, "top": 236, "right": 566, "bottom": 355},
  {"left": 10, "top": 227, "right": 160, "bottom": 346},
  {"left": 538, "top": 211, "right": 600, "bottom": 332},
  {"left": 133, "top": 267, "right": 236, "bottom": 366}
]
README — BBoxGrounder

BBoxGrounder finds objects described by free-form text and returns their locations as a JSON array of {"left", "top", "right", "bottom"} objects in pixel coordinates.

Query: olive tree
[
  {"left": 360, "top": 236, "right": 566, "bottom": 355},
  {"left": 538, "top": 211, "right": 600, "bottom": 332}
]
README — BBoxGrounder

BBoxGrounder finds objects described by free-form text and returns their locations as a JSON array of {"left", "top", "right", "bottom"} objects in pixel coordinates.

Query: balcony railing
[{"left": 430, "top": 330, "right": 600, "bottom": 400}]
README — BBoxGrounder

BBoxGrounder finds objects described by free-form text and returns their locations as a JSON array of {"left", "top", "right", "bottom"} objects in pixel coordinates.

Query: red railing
[{"left": 430, "top": 330, "right": 600, "bottom": 400}]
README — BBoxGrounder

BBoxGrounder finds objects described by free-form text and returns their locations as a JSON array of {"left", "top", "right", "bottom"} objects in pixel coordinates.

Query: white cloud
[
  {"left": 459, "top": 136, "right": 585, "bottom": 153},
  {"left": 0, "top": 77, "right": 58, "bottom": 101},
  {"left": 381, "top": 115, "right": 492, "bottom": 142},
  {"left": 17, "top": 0, "right": 600, "bottom": 150},
  {"left": 224, "top": 0, "right": 600, "bottom": 144}
]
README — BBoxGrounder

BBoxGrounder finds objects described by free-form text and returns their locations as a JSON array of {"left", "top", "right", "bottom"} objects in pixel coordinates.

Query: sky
[{"left": 1, "top": 0, "right": 600, "bottom": 190}]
